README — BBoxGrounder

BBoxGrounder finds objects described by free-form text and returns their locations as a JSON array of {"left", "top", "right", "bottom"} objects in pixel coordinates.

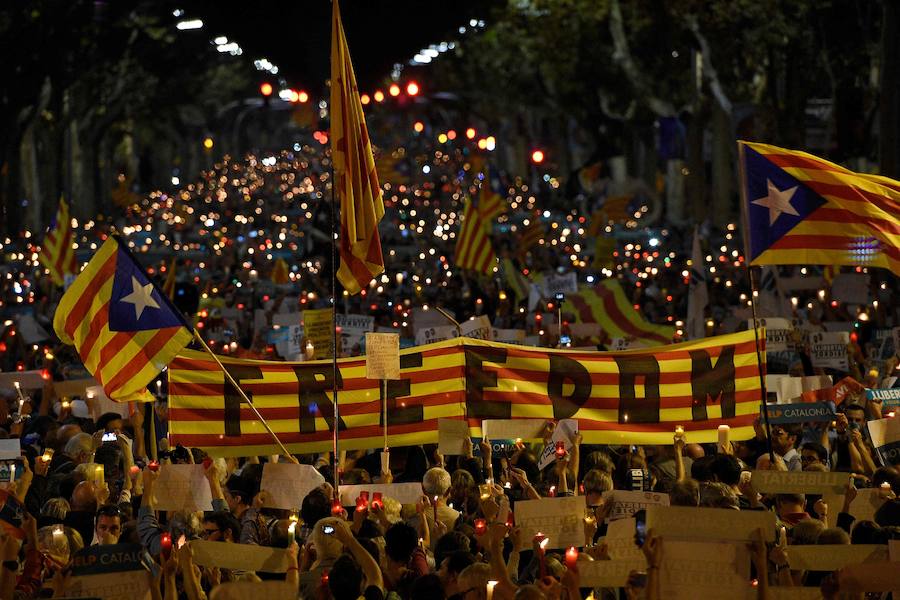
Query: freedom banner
[{"left": 168, "top": 331, "right": 764, "bottom": 456}]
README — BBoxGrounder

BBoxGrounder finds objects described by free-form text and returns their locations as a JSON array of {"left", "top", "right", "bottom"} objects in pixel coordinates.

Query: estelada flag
[
  {"left": 53, "top": 237, "right": 192, "bottom": 402},
  {"left": 167, "top": 330, "right": 763, "bottom": 456},
  {"left": 38, "top": 197, "right": 78, "bottom": 287},
  {"left": 739, "top": 141, "right": 900, "bottom": 275},
  {"left": 331, "top": 0, "right": 385, "bottom": 294}
]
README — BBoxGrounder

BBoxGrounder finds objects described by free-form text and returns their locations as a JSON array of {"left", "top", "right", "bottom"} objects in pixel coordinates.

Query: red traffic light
[{"left": 260, "top": 82, "right": 273, "bottom": 97}]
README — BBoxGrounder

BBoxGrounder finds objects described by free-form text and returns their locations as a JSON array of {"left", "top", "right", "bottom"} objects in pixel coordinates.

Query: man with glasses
[
  {"left": 800, "top": 442, "right": 829, "bottom": 471},
  {"left": 200, "top": 512, "right": 240, "bottom": 543},
  {"left": 770, "top": 424, "right": 802, "bottom": 471}
]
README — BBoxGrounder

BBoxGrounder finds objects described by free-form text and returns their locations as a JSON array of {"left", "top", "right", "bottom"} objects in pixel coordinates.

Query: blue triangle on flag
[
  {"left": 108, "top": 245, "right": 184, "bottom": 332},
  {"left": 744, "top": 146, "right": 827, "bottom": 261}
]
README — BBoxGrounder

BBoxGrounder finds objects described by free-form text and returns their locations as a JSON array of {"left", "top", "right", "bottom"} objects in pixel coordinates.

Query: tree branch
[{"left": 684, "top": 15, "right": 733, "bottom": 115}]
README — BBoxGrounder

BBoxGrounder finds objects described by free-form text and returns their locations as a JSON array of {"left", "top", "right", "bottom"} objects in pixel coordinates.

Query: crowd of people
[{"left": 0, "top": 113, "right": 899, "bottom": 598}]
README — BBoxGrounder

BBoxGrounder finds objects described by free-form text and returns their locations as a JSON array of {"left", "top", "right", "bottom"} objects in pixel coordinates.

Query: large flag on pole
[
  {"left": 38, "top": 197, "right": 78, "bottom": 287},
  {"left": 738, "top": 141, "right": 900, "bottom": 275},
  {"left": 455, "top": 196, "right": 497, "bottom": 275},
  {"left": 53, "top": 237, "right": 192, "bottom": 402},
  {"left": 686, "top": 226, "right": 708, "bottom": 339},
  {"left": 331, "top": 0, "right": 385, "bottom": 294}
]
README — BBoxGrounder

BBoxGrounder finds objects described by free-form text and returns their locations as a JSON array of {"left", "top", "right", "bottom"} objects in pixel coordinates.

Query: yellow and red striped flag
[
  {"left": 455, "top": 196, "right": 497, "bottom": 275},
  {"left": 567, "top": 280, "right": 675, "bottom": 346},
  {"left": 331, "top": 0, "right": 385, "bottom": 294},
  {"left": 739, "top": 141, "right": 900, "bottom": 275},
  {"left": 478, "top": 168, "right": 506, "bottom": 222},
  {"left": 53, "top": 237, "right": 193, "bottom": 402},
  {"left": 162, "top": 257, "right": 177, "bottom": 300},
  {"left": 38, "top": 197, "right": 78, "bottom": 287},
  {"left": 167, "top": 330, "right": 763, "bottom": 456}
]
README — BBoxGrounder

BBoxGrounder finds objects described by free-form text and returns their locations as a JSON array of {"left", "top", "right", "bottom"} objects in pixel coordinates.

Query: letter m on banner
[{"left": 689, "top": 347, "right": 736, "bottom": 421}]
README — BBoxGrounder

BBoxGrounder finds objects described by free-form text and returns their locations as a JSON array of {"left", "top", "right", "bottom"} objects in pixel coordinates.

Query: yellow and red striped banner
[{"left": 168, "top": 330, "right": 764, "bottom": 456}]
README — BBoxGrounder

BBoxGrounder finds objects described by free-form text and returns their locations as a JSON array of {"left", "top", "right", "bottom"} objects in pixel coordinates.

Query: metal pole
[
  {"left": 747, "top": 266, "right": 776, "bottom": 463},
  {"left": 329, "top": 159, "right": 341, "bottom": 494}
]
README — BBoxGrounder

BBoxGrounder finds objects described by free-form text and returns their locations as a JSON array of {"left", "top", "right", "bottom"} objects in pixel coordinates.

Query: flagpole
[
  {"left": 191, "top": 329, "right": 296, "bottom": 460},
  {"left": 737, "top": 141, "right": 776, "bottom": 463},
  {"left": 329, "top": 148, "right": 341, "bottom": 495}
]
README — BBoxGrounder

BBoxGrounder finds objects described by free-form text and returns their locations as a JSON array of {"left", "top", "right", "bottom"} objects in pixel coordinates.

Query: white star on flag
[
  {"left": 120, "top": 276, "right": 160, "bottom": 320},
  {"left": 752, "top": 178, "right": 800, "bottom": 225}
]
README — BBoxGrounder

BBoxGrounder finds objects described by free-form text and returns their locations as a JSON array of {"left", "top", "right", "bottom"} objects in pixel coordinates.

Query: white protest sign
[
  {"left": 868, "top": 416, "right": 900, "bottom": 466},
  {"left": 0, "top": 440, "right": 19, "bottom": 460},
  {"left": 749, "top": 470, "right": 846, "bottom": 495},
  {"left": 413, "top": 307, "right": 450, "bottom": 330},
  {"left": 481, "top": 419, "right": 547, "bottom": 441},
  {"left": 260, "top": 463, "right": 325, "bottom": 510},
  {"left": 537, "top": 419, "right": 578, "bottom": 470},
  {"left": 86, "top": 385, "right": 125, "bottom": 420},
  {"left": 460, "top": 315, "right": 491, "bottom": 340},
  {"left": 338, "top": 483, "right": 424, "bottom": 505},
  {"left": 191, "top": 540, "right": 293, "bottom": 572},
  {"left": 337, "top": 313, "right": 375, "bottom": 355},
  {"left": 491, "top": 328, "right": 526, "bottom": 345},
  {"left": 152, "top": 464, "right": 213, "bottom": 512},
  {"left": 659, "top": 540, "right": 750, "bottom": 600},
  {"left": 438, "top": 419, "right": 470, "bottom": 456},
  {"left": 514, "top": 496, "right": 583, "bottom": 549},
  {"left": 577, "top": 559, "right": 646, "bottom": 587},
  {"left": 601, "top": 517, "right": 643, "bottom": 560},
  {"left": 750, "top": 317, "right": 794, "bottom": 352},
  {"left": 0, "top": 370, "right": 45, "bottom": 391},
  {"left": 770, "top": 374, "right": 832, "bottom": 404},
  {"left": 831, "top": 273, "right": 870, "bottom": 305},
  {"left": 415, "top": 325, "right": 458, "bottom": 346},
  {"left": 602, "top": 490, "right": 669, "bottom": 521},
  {"left": 810, "top": 331, "right": 850, "bottom": 370},
  {"left": 786, "top": 545, "right": 888, "bottom": 571},
  {"left": 645, "top": 505, "right": 775, "bottom": 542},
  {"left": 541, "top": 272, "right": 578, "bottom": 297},
  {"left": 365, "top": 332, "right": 400, "bottom": 380}
]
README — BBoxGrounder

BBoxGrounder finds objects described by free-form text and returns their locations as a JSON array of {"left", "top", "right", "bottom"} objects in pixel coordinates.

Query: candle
[
  {"left": 474, "top": 518, "right": 487, "bottom": 535},
  {"left": 535, "top": 534, "right": 549, "bottom": 579},
  {"left": 880, "top": 482, "right": 892, "bottom": 497},
  {"left": 718, "top": 425, "right": 729, "bottom": 451},
  {"left": 356, "top": 496, "right": 367, "bottom": 512},
  {"left": 506, "top": 512, "right": 514, "bottom": 528},
  {"left": 321, "top": 569, "right": 329, "bottom": 586},
  {"left": 61, "top": 399, "right": 70, "bottom": 410},
  {"left": 160, "top": 532, "right": 172, "bottom": 557},
  {"left": 555, "top": 441, "right": 567, "bottom": 458},
  {"left": 486, "top": 581, "right": 498, "bottom": 600},
  {"left": 148, "top": 460, "right": 160, "bottom": 472},
  {"left": 41, "top": 448, "right": 54, "bottom": 463},
  {"left": 288, "top": 521, "right": 297, "bottom": 536},
  {"left": 675, "top": 425, "right": 684, "bottom": 437},
  {"left": 479, "top": 483, "right": 491, "bottom": 500},
  {"left": 565, "top": 546, "right": 578, "bottom": 569},
  {"left": 432, "top": 495, "right": 439, "bottom": 523},
  {"left": 548, "top": 485, "right": 556, "bottom": 497},
  {"left": 371, "top": 492, "right": 383, "bottom": 510},
  {"left": 583, "top": 509, "right": 596, "bottom": 525},
  {"left": 331, "top": 497, "right": 343, "bottom": 516},
  {"left": 93, "top": 464, "right": 104, "bottom": 485}
]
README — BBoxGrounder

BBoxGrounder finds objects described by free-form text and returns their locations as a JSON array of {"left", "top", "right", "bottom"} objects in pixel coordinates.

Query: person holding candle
[{"left": 421, "top": 467, "right": 460, "bottom": 537}]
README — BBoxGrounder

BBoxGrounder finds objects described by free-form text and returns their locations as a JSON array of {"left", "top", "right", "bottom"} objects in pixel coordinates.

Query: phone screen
[
  {"left": 322, "top": 525, "right": 335, "bottom": 535},
  {"left": 102, "top": 433, "right": 117, "bottom": 442},
  {"left": 634, "top": 509, "right": 647, "bottom": 547}
]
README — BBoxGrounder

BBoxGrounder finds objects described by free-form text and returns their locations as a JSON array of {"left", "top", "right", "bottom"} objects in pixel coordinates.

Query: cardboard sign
[
  {"left": 152, "top": 464, "right": 213, "bottom": 512},
  {"left": 537, "top": 419, "right": 578, "bottom": 470},
  {"left": 302, "top": 308, "right": 333, "bottom": 359},
  {"left": 868, "top": 417, "right": 900, "bottom": 466},
  {"left": 459, "top": 315, "right": 491, "bottom": 340},
  {"left": 750, "top": 317, "right": 794, "bottom": 352},
  {"left": 602, "top": 490, "right": 669, "bottom": 521},
  {"left": 54, "top": 378, "right": 100, "bottom": 399},
  {"left": 749, "top": 470, "right": 846, "bottom": 495},
  {"left": 336, "top": 313, "right": 375, "bottom": 355},
  {"left": 365, "top": 332, "right": 400, "bottom": 380},
  {"left": 577, "top": 559, "right": 646, "bottom": 587},
  {"left": 847, "top": 488, "right": 888, "bottom": 522},
  {"left": 832, "top": 376, "right": 865, "bottom": 405},
  {"left": 810, "top": 331, "right": 850, "bottom": 370},
  {"left": 786, "top": 544, "right": 888, "bottom": 571},
  {"left": 0, "top": 370, "right": 46, "bottom": 391},
  {"left": 514, "top": 496, "right": 584, "bottom": 549},
  {"left": 766, "top": 401, "right": 835, "bottom": 424},
  {"left": 414, "top": 325, "right": 458, "bottom": 346},
  {"left": 659, "top": 540, "right": 750, "bottom": 600},
  {"left": 437, "top": 419, "right": 470, "bottom": 456},
  {"left": 260, "top": 463, "right": 324, "bottom": 510},
  {"left": 601, "top": 517, "right": 643, "bottom": 560},
  {"left": 771, "top": 375, "right": 832, "bottom": 404},
  {"left": 541, "top": 272, "right": 578, "bottom": 297},
  {"left": 190, "top": 540, "right": 292, "bottom": 573},
  {"left": 831, "top": 273, "right": 870, "bottom": 305},
  {"left": 491, "top": 328, "right": 526, "bottom": 345},
  {"left": 0, "top": 440, "right": 19, "bottom": 461},
  {"left": 867, "top": 387, "right": 900, "bottom": 408},
  {"left": 208, "top": 581, "right": 297, "bottom": 600},
  {"left": 338, "top": 483, "right": 424, "bottom": 506},
  {"left": 68, "top": 543, "right": 151, "bottom": 600},
  {"left": 645, "top": 505, "right": 775, "bottom": 542},
  {"left": 480, "top": 419, "right": 547, "bottom": 441}
]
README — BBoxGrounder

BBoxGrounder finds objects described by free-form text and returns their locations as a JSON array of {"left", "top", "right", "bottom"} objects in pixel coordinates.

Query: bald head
[{"left": 70, "top": 481, "right": 98, "bottom": 512}]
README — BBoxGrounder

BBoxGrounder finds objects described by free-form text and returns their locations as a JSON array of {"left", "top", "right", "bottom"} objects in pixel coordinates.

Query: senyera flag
[
  {"left": 53, "top": 236, "right": 192, "bottom": 402},
  {"left": 739, "top": 141, "right": 900, "bottom": 275},
  {"left": 567, "top": 279, "right": 675, "bottom": 347},
  {"left": 168, "top": 330, "right": 763, "bottom": 457},
  {"left": 331, "top": 0, "right": 385, "bottom": 294},
  {"left": 38, "top": 197, "right": 78, "bottom": 287}
]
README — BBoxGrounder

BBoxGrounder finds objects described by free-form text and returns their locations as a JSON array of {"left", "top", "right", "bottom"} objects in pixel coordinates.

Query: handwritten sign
[
  {"left": 460, "top": 315, "right": 491, "bottom": 340},
  {"left": 602, "top": 490, "right": 669, "bottom": 521},
  {"left": 437, "top": 419, "right": 470, "bottom": 456},
  {"left": 303, "top": 308, "right": 333, "bottom": 359},
  {"left": 338, "top": 483, "right": 424, "bottom": 506},
  {"left": 260, "top": 463, "right": 324, "bottom": 510},
  {"left": 190, "top": 540, "right": 292, "bottom": 572},
  {"left": 645, "top": 505, "right": 775, "bottom": 542},
  {"left": 578, "top": 559, "right": 646, "bottom": 587},
  {"left": 786, "top": 544, "right": 888, "bottom": 571},
  {"left": 749, "top": 470, "right": 846, "bottom": 495},
  {"left": 514, "top": 496, "right": 583, "bottom": 549},
  {"left": 152, "top": 464, "right": 213, "bottom": 512},
  {"left": 365, "top": 332, "right": 400, "bottom": 380},
  {"left": 868, "top": 417, "right": 900, "bottom": 466},
  {"left": 810, "top": 331, "right": 850, "bottom": 370}
]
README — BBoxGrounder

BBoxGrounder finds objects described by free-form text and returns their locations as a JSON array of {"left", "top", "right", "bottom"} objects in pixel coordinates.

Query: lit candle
[
  {"left": 486, "top": 580, "right": 498, "bottom": 600},
  {"left": 432, "top": 495, "right": 439, "bottom": 524},
  {"left": 288, "top": 521, "right": 297, "bottom": 537},
  {"left": 160, "top": 532, "right": 172, "bottom": 557},
  {"left": 675, "top": 425, "right": 684, "bottom": 437},
  {"left": 371, "top": 492, "right": 383, "bottom": 510},
  {"left": 331, "top": 497, "right": 343, "bottom": 516},
  {"left": 718, "top": 425, "right": 729, "bottom": 451},
  {"left": 93, "top": 464, "right": 104, "bottom": 485},
  {"left": 479, "top": 483, "right": 491, "bottom": 500},
  {"left": 548, "top": 485, "right": 556, "bottom": 497},
  {"left": 555, "top": 441, "right": 567, "bottom": 458},
  {"left": 148, "top": 460, "right": 160, "bottom": 472},
  {"left": 535, "top": 534, "right": 549, "bottom": 579},
  {"left": 356, "top": 495, "right": 367, "bottom": 512},
  {"left": 565, "top": 546, "right": 578, "bottom": 569},
  {"left": 9, "top": 463, "right": 15, "bottom": 481},
  {"left": 880, "top": 481, "right": 892, "bottom": 497},
  {"left": 41, "top": 448, "right": 54, "bottom": 463},
  {"left": 583, "top": 509, "right": 596, "bottom": 525},
  {"left": 474, "top": 518, "right": 487, "bottom": 535},
  {"left": 52, "top": 526, "right": 64, "bottom": 541}
]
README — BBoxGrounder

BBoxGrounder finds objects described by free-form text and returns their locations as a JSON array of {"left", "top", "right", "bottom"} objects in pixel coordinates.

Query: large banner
[{"left": 168, "top": 331, "right": 763, "bottom": 456}]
